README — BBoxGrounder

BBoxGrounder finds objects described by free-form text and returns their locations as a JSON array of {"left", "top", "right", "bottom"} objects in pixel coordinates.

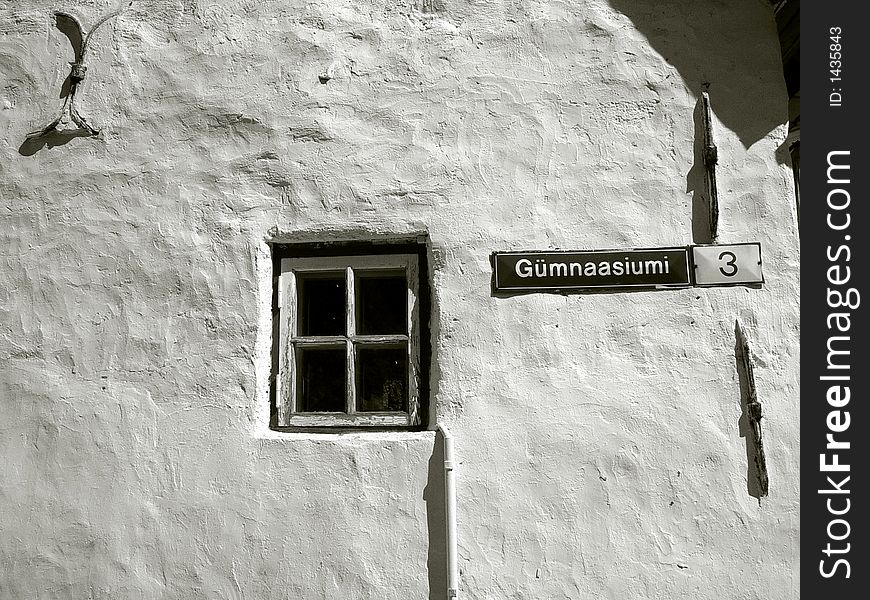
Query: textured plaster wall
[{"left": 1, "top": 1, "right": 799, "bottom": 599}]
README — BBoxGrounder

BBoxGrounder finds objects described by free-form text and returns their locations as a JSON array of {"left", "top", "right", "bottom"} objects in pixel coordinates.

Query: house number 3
[
  {"left": 718, "top": 251, "right": 738, "bottom": 277},
  {"left": 691, "top": 243, "right": 764, "bottom": 286}
]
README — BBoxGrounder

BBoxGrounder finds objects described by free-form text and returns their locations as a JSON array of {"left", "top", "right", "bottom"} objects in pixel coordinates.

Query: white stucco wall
[{"left": 1, "top": 1, "right": 798, "bottom": 598}]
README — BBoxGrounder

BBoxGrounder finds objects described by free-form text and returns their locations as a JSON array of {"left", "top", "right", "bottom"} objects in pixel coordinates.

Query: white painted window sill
[{"left": 253, "top": 428, "right": 437, "bottom": 444}]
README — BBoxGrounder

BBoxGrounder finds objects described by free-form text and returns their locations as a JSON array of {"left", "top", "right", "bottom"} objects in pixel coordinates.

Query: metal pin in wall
[
  {"left": 735, "top": 320, "right": 769, "bottom": 500},
  {"left": 701, "top": 92, "right": 720, "bottom": 242}
]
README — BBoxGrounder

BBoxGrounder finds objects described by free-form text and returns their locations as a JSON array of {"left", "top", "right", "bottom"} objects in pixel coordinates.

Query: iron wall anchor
[{"left": 27, "top": 2, "right": 133, "bottom": 139}]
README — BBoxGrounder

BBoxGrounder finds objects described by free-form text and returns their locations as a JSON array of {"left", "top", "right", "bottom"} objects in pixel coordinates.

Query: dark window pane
[
  {"left": 298, "top": 274, "right": 345, "bottom": 336},
  {"left": 298, "top": 348, "right": 346, "bottom": 412},
  {"left": 358, "top": 274, "right": 407, "bottom": 335},
  {"left": 357, "top": 347, "right": 408, "bottom": 412}
]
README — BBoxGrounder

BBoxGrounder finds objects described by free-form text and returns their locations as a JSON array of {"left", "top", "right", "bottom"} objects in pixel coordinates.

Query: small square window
[{"left": 275, "top": 252, "right": 422, "bottom": 428}]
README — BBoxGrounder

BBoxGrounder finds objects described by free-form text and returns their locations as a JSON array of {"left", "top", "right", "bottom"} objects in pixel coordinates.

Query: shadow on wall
[
  {"left": 606, "top": 0, "right": 787, "bottom": 149},
  {"left": 18, "top": 129, "right": 92, "bottom": 156},
  {"left": 424, "top": 434, "right": 448, "bottom": 600}
]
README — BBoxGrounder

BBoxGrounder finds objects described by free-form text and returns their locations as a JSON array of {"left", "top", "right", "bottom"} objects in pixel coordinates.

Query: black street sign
[{"left": 493, "top": 248, "right": 692, "bottom": 291}]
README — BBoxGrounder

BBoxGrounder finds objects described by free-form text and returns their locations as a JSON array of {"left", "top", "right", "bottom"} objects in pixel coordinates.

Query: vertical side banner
[{"left": 803, "top": 3, "right": 868, "bottom": 597}]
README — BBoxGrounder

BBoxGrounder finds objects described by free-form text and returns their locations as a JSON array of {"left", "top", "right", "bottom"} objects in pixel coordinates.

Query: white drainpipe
[{"left": 436, "top": 423, "right": 458, "bottom": 599}]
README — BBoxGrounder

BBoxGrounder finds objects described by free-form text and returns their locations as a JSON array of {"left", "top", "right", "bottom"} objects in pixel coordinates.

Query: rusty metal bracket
[
  {"left": 736, "top": 320, "right": 769, "bottom": 498},
  {"left": 27, "top": 2, "right": 133, "bottom": 139},
  {"left": 701, "top": 91, "right": 719, "bottom": 242}
]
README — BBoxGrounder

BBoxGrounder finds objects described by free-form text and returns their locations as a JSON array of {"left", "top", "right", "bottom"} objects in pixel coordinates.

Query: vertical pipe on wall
[{"left": 436, "top": 423, "right": 459, "bottom": 599}]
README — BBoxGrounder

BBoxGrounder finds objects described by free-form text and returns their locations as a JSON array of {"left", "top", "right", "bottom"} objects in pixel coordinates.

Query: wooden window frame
[{"left": 277, "top": 254, "right": 420, "bottom": 428}]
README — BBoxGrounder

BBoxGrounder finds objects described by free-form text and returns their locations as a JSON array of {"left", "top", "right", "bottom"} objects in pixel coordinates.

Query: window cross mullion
[{"left": 346, "top": 266, "right": 356, "bottom": 415}]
